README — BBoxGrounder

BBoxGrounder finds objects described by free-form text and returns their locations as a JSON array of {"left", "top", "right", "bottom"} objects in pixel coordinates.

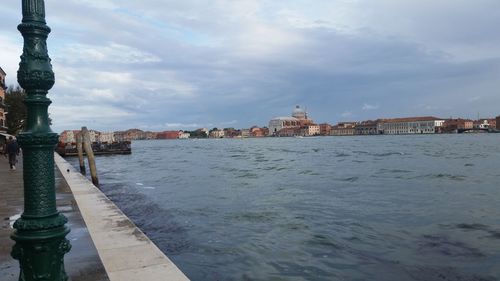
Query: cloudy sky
[{"left": 1, "top": 0, "right": 499, "bottom": 132}]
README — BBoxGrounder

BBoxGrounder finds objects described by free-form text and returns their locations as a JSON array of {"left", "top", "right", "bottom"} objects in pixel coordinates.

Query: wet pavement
[{"left": 0, "top": 154, "right": 109, "bottom": 281}]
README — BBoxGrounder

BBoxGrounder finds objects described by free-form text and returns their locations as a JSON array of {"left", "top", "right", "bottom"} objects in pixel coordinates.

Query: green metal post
[{"left": 11, "top": 1, "right": 71, "bottom": 280}]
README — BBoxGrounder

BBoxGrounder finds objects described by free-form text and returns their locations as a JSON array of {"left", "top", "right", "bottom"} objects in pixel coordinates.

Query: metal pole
[{"left": 11, "top": 1, "right": 71, "bottom": 280}]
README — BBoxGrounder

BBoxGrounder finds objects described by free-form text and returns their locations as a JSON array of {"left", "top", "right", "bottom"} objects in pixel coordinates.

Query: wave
[
  {"left": 418, "top": 234, "right": 484, "bottom": 258},
  {"left": 426, "top": 174, "right": 467, "bottom": 181}
]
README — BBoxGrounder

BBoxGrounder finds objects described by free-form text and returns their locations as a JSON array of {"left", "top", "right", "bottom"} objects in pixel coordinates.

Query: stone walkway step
[{"left": 54, "top": 153, "right": 190, "bottom": 281}]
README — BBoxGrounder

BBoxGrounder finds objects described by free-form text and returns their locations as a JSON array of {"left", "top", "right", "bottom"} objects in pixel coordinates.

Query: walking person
[{"left": 5, "top": 136, "right": 20, "bottom": 170}]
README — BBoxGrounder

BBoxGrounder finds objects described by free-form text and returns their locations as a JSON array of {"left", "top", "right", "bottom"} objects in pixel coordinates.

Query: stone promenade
[{"left": 0, "top": 153, "right": 109, "bottom": 281}]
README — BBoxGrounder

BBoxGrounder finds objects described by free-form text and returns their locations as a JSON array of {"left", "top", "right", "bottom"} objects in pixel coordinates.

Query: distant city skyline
[{"left": 1, "top": 1, "right": 500, "bottom": 132}]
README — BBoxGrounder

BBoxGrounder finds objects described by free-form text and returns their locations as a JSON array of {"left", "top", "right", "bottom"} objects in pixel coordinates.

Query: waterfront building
[
  {"left": 276, "top": 127, "right": 298, "bottom": 137},
  {"left": 114, "top": 129, "right": 142, "bottom": 141},
  {"left": 60, "top": 129, "right": 101, "bottom": 143},
  {"left": 378, "top": 117, "right": 444, "bottom": 135},
  {"left": 157, "top": 131, "right": 182, "bottom": 139},
  {"left": 144, "top": 131, "right": 158, "bottom": 139},
  {"left": 88, "top": 129, "right": 100, "bottom": 142},
  {"left": 269, "top": 105, "right": 317, "bottom": 136},
  {"left": 209, "top": 129, "right": 225, "bottom": 138},
  {"left": 355, "top": 120, "right": 380, "bottom": 135},
  {"left": 224, "top": 128, "right": 241, "bottom": 138},
  {"left": 241, "top": 129, "right": 250, "bottom": 138},
  {"left": 268, "top": 117, "right": 301, "bottom": 136},
  {"left": 128, "top": 128, "right": 146, "bottom": 140},
  {"left": 114, "top": 131, "right": 126, "bottom": 142},
  {"left": 250, "top": 127, "right": 267, "bottom": 137},
  {"left": 301, "top": 124, "right": 320, "bottom": 136},
  {"left": 292, "top": 105, "right": 307, "bottom": 119},
  {"left": 99, "top": 132, "right": 115, "bottom": 143},
  {"left": 179, "top": 131, "right": 190, "bottom": 139},
  {"left": 0, "top": 67, "right": 7, "bottom": 133},
  {"left": 489, "top": 119, "right": 497, "bottom": 130},
  {"left": 59, "top": 130, "right": 78, "bottom": 143},
  {"left": 331, "top": 122, "right": 356, "bottom": 136},
  {"left": 441, "top": 119, "right": 473, "bottom": 133},
  {"left": 319, "top": 123, "right": 332, "bottom": 136},
  {"left": 497, "top": 116, "right": 500, "bottom": 130}
]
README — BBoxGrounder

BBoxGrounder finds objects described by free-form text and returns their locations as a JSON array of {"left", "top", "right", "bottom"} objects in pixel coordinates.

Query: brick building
[
  {"left": 224, "top": 128, "right": 241, "bottom": 138},
  {"left": 441, "top": 119, "right": 473, "bottom": 133},
  {"left": 250, "top": 127, "right": 267, "bottom": 137},
  {"left": 487, "top": 118, "right": 496, "bottom": 130},
  {"left": 157, "top": 131, "right": 182, "bottom": 139},
  {"left": 319, "top": 123, "right": 332, "bottom": 136}
]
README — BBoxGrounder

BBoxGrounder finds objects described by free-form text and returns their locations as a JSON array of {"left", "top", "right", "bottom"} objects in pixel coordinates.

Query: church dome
[{"left": 292, "top": 105, "right": 307, "bottom": 119}]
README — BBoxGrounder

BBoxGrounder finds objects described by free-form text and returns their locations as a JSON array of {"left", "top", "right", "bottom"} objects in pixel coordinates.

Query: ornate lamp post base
[
  {"left": 11, "top": 0, "right": 71, "bottom": 280},
  {"left": 11, "top": 222, "right": 70, "bottom": 281}
]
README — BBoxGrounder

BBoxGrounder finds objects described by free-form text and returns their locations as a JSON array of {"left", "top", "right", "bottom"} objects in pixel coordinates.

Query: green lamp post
[{"left": 11, "top": 0, "right": 71, "bottom": 280}]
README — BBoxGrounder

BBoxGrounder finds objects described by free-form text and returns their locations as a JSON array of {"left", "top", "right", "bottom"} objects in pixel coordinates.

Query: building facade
[
  {"left": 99, "top": 132, "right": 115, "bottom": 143},
  {"left": 157, "top": 131, "right": 182, "bottom": 139},
  {"left": 355, "top": 121, "right": 379, "bottom": 135},
  {"left": 301, "top": 124, "right": 320, "bottom": 136},
  {"left": 224, "top": 128, "right": 241, "bottom": 138},
  {"left": 497, "top": 116, "right": 500, "bottom": 130},
  {"left": 114, "top": 131, "right": 126, "bottom": 142},
  {"left": 268, "top": 117, "right": 301, "bottom": 136},
  {"left": 441, "top": 119, "right": 473, "bottom": 133},
  {"left": 88, "top": 130, "right": 100, "bottom": 142},
  {"left": 319, "top": 123, "right": 332, "bottom": 136},
  {"left": 331, "top": 122, "right": 356, "bottom": 136},
  {"left": 179, "top": 132, "right": 190, "bottom": 139},
  {"left": 0, "top": 67, "right": 7, "bottom": 133},
  {"left": 59, "top": 129, "right": 101, "bottom": 143},
  {"left": 250, "top": 127, "right": 266, "bottom": 137},
  {"left": 276, "top": 127, "right": 298, "bottom": 137},
  {"left": 241, "top": 129, "right": 250, "bottom": 138},
  {"left": 489, "top": 118, "right": 497, "bottom": 130},
  {"left": 209, "top": 129, "right": 224, "bottom": 138},
  {"left": 59, "top": 130, "right": 77, "bottom": 143},
  {"left": 378, "top": 117, "right": 444, "bottom": 135},
  {"left": 269, "top": 105, "right": 318, "bottom": 137}
]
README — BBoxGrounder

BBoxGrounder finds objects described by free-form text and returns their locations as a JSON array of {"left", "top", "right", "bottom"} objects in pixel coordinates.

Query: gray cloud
[{"left": 1, "top": 0, "right": 499, "bottom": 132}]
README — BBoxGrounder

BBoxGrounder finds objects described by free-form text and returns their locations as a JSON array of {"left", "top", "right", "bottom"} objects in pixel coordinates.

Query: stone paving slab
[
  {"left": 0, "top": 153, "right": 109, "bottom": 281},
  {"left": 54, "top": 153, "right": 190, "bottom": 281}
]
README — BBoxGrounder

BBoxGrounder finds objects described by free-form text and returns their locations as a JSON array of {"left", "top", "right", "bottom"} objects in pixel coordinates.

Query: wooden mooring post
[
  {"left": 76, "top": 132, "right": 86, "bottom": 175},
  {"left": 81, "top": 126, "right": 99, "bottom": 186}
]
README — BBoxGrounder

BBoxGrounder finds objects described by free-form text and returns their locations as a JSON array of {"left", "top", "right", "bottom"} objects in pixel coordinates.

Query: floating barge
[{"left": 56, "top": 141, "right": 131, "bottom": 157}]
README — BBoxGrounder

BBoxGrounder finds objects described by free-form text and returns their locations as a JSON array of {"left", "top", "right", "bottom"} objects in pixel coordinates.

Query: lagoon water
[{"left": 68, "top": 135, "right": 500, "bottom": 281}]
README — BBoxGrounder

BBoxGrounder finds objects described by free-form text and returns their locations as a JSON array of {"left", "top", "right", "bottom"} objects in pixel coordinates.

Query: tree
[
  {"left": 5, "top": 86, "right": 27, "bottom": 135},
  {"left": 187, "top": 129, "right": 208, "bottom": 138}
]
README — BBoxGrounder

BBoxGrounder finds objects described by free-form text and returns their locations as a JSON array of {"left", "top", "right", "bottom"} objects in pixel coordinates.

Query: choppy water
[{"left": 68, "top": 134, "right": 500, "bottom": 281}]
